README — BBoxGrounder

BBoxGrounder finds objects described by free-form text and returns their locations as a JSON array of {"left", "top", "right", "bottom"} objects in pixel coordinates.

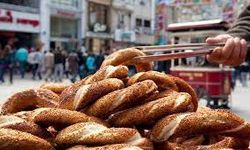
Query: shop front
[
  {"left": 50, "top": 9, "right": 81, "bottom": 51},
  {"left": 0, "top": 8, "right": 40, "bottom": 48},
  {"left": 86, "top": 0, "right": 112, "bottom": 54},
  {"left": 86, "top": 32, "right": 112, "bottom": 54}
]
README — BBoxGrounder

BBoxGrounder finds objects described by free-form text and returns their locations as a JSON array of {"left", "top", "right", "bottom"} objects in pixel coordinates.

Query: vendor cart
[{"left": 167, "top": 19, "right": 232, "bottom": 109}]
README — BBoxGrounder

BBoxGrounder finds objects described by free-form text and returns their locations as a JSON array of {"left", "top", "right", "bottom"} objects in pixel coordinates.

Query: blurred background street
[{"left": 1, "top": 0, "right": 250, "bottom": 120}]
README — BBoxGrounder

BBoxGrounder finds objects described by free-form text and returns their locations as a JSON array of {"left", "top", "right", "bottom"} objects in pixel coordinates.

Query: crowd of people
[
  {"left": 0, "top": 43, "right": 107, "bottom": 84},
  {"left": 1, "top": 43, "right": 250, "bottom": 88}
]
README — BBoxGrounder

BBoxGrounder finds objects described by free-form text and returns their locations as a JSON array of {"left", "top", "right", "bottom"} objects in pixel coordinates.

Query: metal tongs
[{"left": 132, "top": 43, "right": 226, "bottom": 62}]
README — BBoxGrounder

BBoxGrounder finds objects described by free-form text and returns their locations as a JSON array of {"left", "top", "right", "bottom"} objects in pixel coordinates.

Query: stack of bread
[{"left": 0, "top": 48, "right": 249, "bottom": 150}]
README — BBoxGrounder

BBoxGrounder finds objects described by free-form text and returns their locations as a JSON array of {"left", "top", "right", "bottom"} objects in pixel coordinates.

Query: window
[
  {"left": 136, "top": 18, "right": 142, "bottom": 27},
  {"left": 88, "top": 2, "right": 109, "bottom": 32},
  {"left": 50, "top": 17, "right": 78, "bottom": 38},
  {"left": 0, "top": 0, "right": 39, "bottom": 8},
  {"left": 51, "top": 0, "right": 80, "bottom": 8},
  {"left": 144, "top": 20, "right": 151, "bottom": 28}
]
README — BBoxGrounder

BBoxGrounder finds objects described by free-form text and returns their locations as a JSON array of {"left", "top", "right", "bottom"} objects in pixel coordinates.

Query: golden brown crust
[
  {"left": 62, "top": 78, "right": 125, "bottom": 111},
  {"left": 161, "top": 136, "right": 249, "bottom": 150},
  {"left": 1, "top": 89, "right": 59, "bottom": 114},
  {"left": 59, "top": 66, "right": 128, "bottom": 110},
  {"left": 109, "top": 92, "right": 192, "bottom": 127},
  {"left": 0, "top": 115, "right": 50, "bottom": 138},
  {"left": 171, "top": 76, "right": 198, "bottom": 111},
  {"left": 66, "top": 138, "right": 153, "bottom": 150},
  {"left": 127, "top": 71, "right": 178, "bottom": 91},
  {"left": 101, "top": 48, "right": 153, "bottom": 72},
  {"left": 84, "top": 65, "right": 129, "bottom": 84},
  {"left": 151, "top": 109, "right": 250, "bottom": 142},
  {"left": 0, "top": 128, "right": 54, "bottom": 150},
  {"left": 148, "top": 89, "right": 178, "bottom": 100},
  {"left": 85, "top": 80, "right": 158, "bottom": 119},
  {"left": 67, "top": 144, "right": 143, "bottom": 150},
  {"left": 29, "top": 108, "right": 107, "bottom": 130},
  {"left": 55, "top": 122, "right": 143, "bottom": 148},
  {"left": 40, "top": 82, "right": 70, "bottom": 94}
]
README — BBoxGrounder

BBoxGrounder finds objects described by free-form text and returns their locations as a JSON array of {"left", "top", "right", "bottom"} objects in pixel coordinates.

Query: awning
[{"left": 166, "top": 19, "right": 229, "bottom": 32}]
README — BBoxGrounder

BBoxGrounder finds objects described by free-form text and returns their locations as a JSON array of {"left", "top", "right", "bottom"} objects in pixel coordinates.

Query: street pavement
[{"left": 0, "top": 77, "right": 250, "bottom": 121}]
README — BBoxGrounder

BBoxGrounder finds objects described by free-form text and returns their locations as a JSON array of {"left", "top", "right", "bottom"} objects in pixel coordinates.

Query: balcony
[
  {"left": 114, "top": 29, "right": 135, "bottom": 42},
  {"left": 112, "top": 0, "right": 134, "bottom": 11},
  {"left": 135, "top": 27, "right": 153, "bottom": 35}
]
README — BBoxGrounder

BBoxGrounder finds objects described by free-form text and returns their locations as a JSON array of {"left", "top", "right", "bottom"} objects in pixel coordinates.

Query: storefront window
[
  {"left": 51, "top": 0, "right": 80, "bottom": 8},
  {"left": 0, "top": 0, "right": 39, "bottom": 8},
  {"left": 88, "top": 2, "right": 109, "bottom": 33},
  {"left": 50, "top": 17, "right": 78, "bottom": 38}
]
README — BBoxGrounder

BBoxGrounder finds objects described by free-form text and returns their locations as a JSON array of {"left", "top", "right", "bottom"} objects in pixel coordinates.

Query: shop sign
[
  {"left": 115, "top": 29, "right": 135, "bottom": 42},
  {"left": 0, "top": 9, "right": 40, "bottom": 33},
  {"left": 112, "top": 0, "right": 134, "bottom": 10},
  {"left": 51, "top": 9, "right": 80, "bottom": 18},
  {"left": 88, "top": 0, "right": 111, "bottom": 5},
  {"left": 86, "top": 31, "right": 113, "bottom": 39}
]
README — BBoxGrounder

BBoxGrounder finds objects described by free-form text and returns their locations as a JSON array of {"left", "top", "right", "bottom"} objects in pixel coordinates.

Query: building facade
[
  {"left": 40, "top": 0, "right": 84, "bottom": 51},
  {"left": 0, "top": 0, "right": 156, "bottom": 53},
  {"left": 111, "top": 0, "right": 135, "bottom": 49},
  {"left": 84, "top": 0, "right": 113, "bottom": 54},
  {"left": 133, "top": 0, "right": 155, "bottom": 45},
  {"left": 0, "top": 0, "right": 40, "bottom": 49},
  {"left": 84, "top": 0, "right": 156, "bottom": 53},
  {"left": 155, "top": 0, "right": 250, "bottom": 45}
]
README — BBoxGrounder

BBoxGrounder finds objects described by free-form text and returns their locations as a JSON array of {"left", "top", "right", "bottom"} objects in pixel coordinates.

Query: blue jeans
[
  {"left": 0, "top": 65, "right": 6, "bottom": 82},
  {"left": 18, "top": 61, "right": 26, "bottom": 78}
]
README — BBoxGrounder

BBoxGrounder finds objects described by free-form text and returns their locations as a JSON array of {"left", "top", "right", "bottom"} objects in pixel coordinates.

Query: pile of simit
[{"left": 0, "top": 48, "right": 250, "bottom": 150}]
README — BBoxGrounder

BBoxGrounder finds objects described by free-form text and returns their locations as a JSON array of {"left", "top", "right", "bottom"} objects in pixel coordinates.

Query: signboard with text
[
  {"left": 0, "top": 9, "right": 40, "bottom": 33},
  {"left": 115, "top": 29, "right": 135, "bottom": 42}
]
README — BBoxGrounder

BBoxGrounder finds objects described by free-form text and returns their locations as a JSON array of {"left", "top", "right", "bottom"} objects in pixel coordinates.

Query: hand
[{"left": 206, "top": 34, "right": 247, "bottom": 66}]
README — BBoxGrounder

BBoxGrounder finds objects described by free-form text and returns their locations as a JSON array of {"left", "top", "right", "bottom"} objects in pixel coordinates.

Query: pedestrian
[
  {"left": 206, "top": 5, "right": 250, "bottom": 66},
  {"left": 77, "top": 51, "right": 87, "bottom": 79},
  {"left": 15, "top": 45, "right": 28, "bottom": 78},
  {"left": 95, "top": 49, "right": 105, "bottom": 70},
  {"left": 86, "top": 52, "right": 96, "bottom": 75},
  {"left": 7, "top": 45, "right": 15, "bottom": 84},
  {"left": 0, "top": 45, "right": 10, "bottom": 84},
  {"left": 240, "top": 62, "right": 249, "bottom": 87},
  {"left": 67, "top": 50, "right": 79, "bottom": 82},
  {"left": 28, "top": 48, "right": 37, "bottom": 80},
  {"left": 44, "top": 50, "right": 55, "bottom": 82},
  {"left": 54, "top": 48, "right": 64, "bottom": 82}
]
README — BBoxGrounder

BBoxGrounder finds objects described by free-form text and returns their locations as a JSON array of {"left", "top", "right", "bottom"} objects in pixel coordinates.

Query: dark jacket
[{"left": 227, "top": 5, "right": 250, "bottom": 60}]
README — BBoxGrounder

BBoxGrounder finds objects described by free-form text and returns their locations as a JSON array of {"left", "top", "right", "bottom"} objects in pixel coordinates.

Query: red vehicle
[
  {"left": 171, "top": 67, "right": 232, "bottom": 108},
  {"left": 167, "top": 19, "right": 232, "bottom": 108}
]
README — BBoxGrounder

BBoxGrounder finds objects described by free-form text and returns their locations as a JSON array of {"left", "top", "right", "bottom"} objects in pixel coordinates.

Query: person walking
[
  {"left": 77, "top": 51, "right": 87, "bottom": 79},
  {"left": 54, "top": 48, "right": 64, "bottom": 82},
  {"left": 15, "top": 45, "right": 28, "bottom": 78},
  {"left": 0, "top": 45, "right": 9, "bottom": 83},
  {"left": 239, "top": 62, "right": 249, "bottom": 87},
  {"left": 67, "top": 50, "right": 79, "bottom": 82},
  {"left": 28, "top": 49, "right": 37, "bottom": 80},
  {"left": 86, "top": 52, "right": 96, "bottom": 75},
  {"left": 7, "top": 45, "right": 15, "bottom": 84},
  {"left": 44, "top": 50, "right": 55, "bottom": 82},
  {"left": 34, "top": 48, "right": 43, "bottom": 80}
]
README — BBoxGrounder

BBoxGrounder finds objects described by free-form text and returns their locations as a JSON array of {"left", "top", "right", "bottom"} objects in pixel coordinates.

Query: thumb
[
  {"left": 206, "top": 34, "right": 232, "bottom": 44},
  {"left": 206, "top": 36, "right": 224, "bottom": 44}
]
